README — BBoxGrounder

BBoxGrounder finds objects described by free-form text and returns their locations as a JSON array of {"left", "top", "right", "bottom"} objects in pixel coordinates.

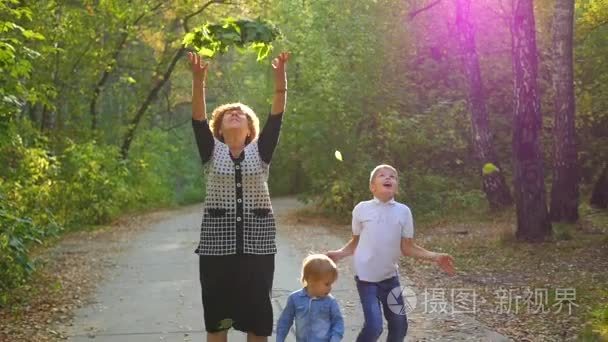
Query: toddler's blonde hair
[{"left": 301, "top": 254, "right": 338, "bottom": 286}]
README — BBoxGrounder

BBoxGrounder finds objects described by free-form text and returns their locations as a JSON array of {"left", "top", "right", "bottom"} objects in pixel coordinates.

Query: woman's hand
[
  {"left": 188, "top": 52, "right": 208, "bottom": 83},
  {"left": 188, "top": 52, "right": 208, "bottom": 121},
  {"left": 272, "top": 52, "right": 289, "bottom": 90}
]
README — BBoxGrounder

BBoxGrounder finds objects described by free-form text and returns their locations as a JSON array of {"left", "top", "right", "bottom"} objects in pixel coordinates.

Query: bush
[
  {"left": 0, "top": 130, "right": 62, "bottom": 301},
  {"left": 0, "top": 123, "right": 205, "bottom": 303},
  {"left": 0, "top": 191, "right": 60, "bottom": 302},
  {"left": 51, "top": 140, "right": 132, "bottom": 227}
]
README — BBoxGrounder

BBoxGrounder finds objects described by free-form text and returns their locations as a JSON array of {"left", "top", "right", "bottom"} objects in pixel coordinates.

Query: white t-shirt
[{"left": 352, "top": 198, "right": 414, "bottom": 282}]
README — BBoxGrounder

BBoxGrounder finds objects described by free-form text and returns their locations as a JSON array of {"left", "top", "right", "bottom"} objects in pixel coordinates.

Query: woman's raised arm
[
  {"left": 188, "top": 52, "right": 214, "bottom": 164},
  {"left": 270, "top": 52, "right": 289, "bottom": 115},
  {"left": 259, "top": 52, "right": 289, "bottom": 163},
  {"left": 189, "top": 52, "right": 208, "bottom": 121}
]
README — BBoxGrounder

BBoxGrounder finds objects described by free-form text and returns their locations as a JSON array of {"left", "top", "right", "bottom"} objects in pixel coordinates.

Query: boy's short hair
[
  {"left": 369, "top": 164, "right": 398, "bottom": 184},
  {"left": 301, "top": 254, "right": 338, "bottom": 285}
]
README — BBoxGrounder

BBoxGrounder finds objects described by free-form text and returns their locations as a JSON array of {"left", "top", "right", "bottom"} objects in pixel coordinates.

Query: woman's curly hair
[{"left": 209, "top": 103, "right": 260, "bottom": 145}]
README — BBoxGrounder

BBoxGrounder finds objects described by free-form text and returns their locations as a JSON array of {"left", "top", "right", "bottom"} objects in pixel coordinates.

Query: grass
[{"left": 552, "top": 222, "right": 576, "bottom": 240}]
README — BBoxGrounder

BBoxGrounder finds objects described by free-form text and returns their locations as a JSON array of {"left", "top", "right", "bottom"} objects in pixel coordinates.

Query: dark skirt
[{"left": 199, "top": 254, "right": 275, "bottom": 336}]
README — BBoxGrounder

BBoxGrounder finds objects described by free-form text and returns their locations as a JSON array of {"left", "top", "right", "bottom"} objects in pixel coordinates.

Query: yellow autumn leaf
[{"left": 335, "top": 150, "right": 343, "bottom": 162}]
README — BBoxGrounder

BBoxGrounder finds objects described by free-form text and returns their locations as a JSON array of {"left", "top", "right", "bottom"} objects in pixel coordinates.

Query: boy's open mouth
[{"left": 383, "top": 182, "right": 393, "bottom": 188}]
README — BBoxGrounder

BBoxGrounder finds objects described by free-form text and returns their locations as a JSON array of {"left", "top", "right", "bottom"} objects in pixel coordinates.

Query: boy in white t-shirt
[{"left": 326, "top": 164, "right": 455, "bottom": 342}]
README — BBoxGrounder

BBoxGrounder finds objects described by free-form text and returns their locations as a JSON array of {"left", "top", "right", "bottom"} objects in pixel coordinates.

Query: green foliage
[
  {"left": 580, "top": 300, "right": 608, "bottom": 341},
  {"left": 574, "top": 0, "right": 608, "bottom": 185},
  {"left": 183, "top": 18, "right": 281, "bottom": 61},
  {"left": 128, "top": 127, "right": 205, "bottom": 206},
  {"left": 590, "top": 303, "right": 608, "bottom": 339},
  {"left": 0, "top": 123, "right": 60, "bottom": 299},
  {"left": 0, "top": 122, "right": 204, "bottom": 302},
  {"left": 52, "top": 141, "right": 131, "bottom": 227},
  {"left": 0, "top": 192, "right": 57, "bottom": 303},
  {"left": 260, "top": 0, "right": 483, "bottom": 219},
  {"left": 576, "top": 0, "right": 608, "bottom": 39},
  {"left": 0, "top": 0, "right": 45, "bottom": 122}
]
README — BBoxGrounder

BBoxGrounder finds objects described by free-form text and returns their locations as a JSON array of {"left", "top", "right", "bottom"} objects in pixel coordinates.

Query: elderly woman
[{"left": 188, "top": 51, "right": 289, "bottom": 342}]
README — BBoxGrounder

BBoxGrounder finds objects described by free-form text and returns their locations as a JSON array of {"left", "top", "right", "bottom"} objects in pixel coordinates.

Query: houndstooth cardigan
[{"left": 192, "top": 115, "right": 282, "bottom": 255}]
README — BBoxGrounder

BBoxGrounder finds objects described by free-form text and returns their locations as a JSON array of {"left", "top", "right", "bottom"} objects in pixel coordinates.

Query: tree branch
[
  {"left": 120, "top": 0, "right": 231, "bottom": 159},
  {"left": 408, "top": 0, "right": 442, "bottom": 20},
  {"left": 162, "top": 118, "right": 191, "bottom": 132},
  {"left": 183, "top": 0, "right": 232, "bottom": 32},
  {"left": 89, "top": 1, "right": 165, "bottom": 130}
]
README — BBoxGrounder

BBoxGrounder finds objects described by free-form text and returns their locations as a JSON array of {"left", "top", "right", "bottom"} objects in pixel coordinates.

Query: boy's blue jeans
[{"left": 355, "top": 275, "right": 408, "bottom": 342}]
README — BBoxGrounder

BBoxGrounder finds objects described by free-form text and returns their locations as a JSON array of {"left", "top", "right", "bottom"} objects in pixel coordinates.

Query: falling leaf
[
  {"left": 482, "top": 163, "right": 499, "bottom": 175},
  {"left": 334, "top": 150, "right": 343, "bottom": 162}
]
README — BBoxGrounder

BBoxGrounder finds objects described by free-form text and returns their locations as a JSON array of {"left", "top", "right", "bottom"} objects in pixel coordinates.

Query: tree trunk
[
  {"left": 549, "top": 0, "right": 579, "bottom": 222},
  {"left": 41, "top": 11, "right": 63, "bottom": 134},
  {"left": 511, "top": 0, "right": 552, "bottom": 241},
  {"left": 90, "top": 57, "right": 115, "bottom": 131},
  {"left": 455, "top": 0, "right": 513, "bottom": 210},
  {"left": 590, "top": 163, "right": 608, "bottom": 208},
  {"left": 40, "top": 105, "right": 52, "bottom": 132}
]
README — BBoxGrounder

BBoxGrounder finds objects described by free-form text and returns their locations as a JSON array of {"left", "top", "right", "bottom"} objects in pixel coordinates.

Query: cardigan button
[
  {"left": 235, "top": 165, "right": 240, "bottom": 170},
  {"left": 237, "top": 183, "right": 242, "bottom": 187},
  {"left": 236, "top": 217, "right": 242, "bottom": 222},
  {"left": 237, "top": 198, "right": 242, "bottom": 203}
]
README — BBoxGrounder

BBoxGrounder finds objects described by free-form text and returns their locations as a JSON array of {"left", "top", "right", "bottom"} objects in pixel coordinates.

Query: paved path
[{"left": 61, "top": 198, "right": 510, "bottom": 341}]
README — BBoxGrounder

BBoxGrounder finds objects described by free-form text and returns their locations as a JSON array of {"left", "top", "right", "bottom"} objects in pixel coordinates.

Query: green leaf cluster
[{"left": 183, "top": 18, "right": 281, "bottom": 61}]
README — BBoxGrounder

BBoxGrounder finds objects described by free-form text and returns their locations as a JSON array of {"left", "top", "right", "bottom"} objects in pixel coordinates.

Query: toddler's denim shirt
[{"left": 276, "top": 288, "right": 344, "bottom": 342}]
